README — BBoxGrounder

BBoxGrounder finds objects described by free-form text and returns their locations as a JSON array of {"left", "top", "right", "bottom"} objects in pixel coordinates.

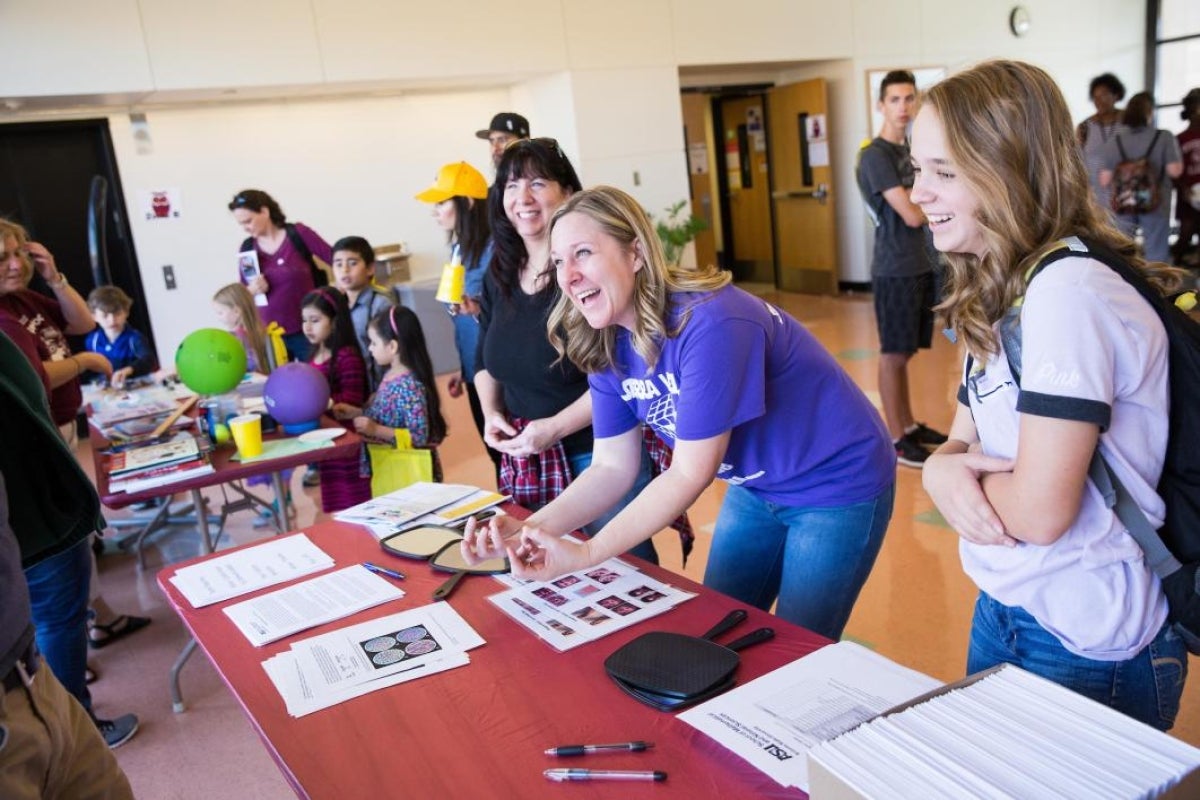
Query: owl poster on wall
[{"left": 139, "top": 188, "right": 182, "bottom": 221}]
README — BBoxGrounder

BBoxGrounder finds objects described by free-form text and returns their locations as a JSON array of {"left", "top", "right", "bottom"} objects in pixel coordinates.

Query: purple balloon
[{"left": 263, "top": 363, "right": 330, "bottom": 427}]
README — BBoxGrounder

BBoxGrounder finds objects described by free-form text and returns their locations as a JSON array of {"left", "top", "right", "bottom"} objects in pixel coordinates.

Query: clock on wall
[{"left": 1009, "top": 5, "right": 1032, "bottom": 37}]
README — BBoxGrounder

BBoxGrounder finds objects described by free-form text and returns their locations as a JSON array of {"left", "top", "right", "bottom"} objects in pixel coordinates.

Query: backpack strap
[
  {"left": 1115, "top": 134, "right": 1128, "bottom": 162},
  {"left": 1088, "top": 451, "right": 1182, "bottom": 578},
  {"left": 284, "top": 223, "right": 327, "bottom": 287}
]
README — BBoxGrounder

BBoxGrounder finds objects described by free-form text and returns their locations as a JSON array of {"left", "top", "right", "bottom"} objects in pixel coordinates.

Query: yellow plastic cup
[
  {"left": 228, "top": 413, "right": 263, "bottom": 459},
  {"left": 435, "top": 260, "right": 465, "bottom": 304}
]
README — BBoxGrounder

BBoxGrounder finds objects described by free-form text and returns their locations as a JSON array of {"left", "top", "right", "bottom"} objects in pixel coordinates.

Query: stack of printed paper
[
  {"left": 334, "top": 482, "right": 507, "bottom": 539},
  {"left": 678, "top": 641, "right": 941, "bottom": 792},
  {"left": 169, "top": 534, "right": 335, "bottom": 608},
  {"left": 806, "top": 663, "right": 1200, "bottom": 799},
  {"left": 489, "top": 557, "right": 695, "bottom": 651},
  {"left": 263, "top": 603, "right": 485, "bottom": 717},
  {"left": 223, "top": 565, "right": 404, "bottom": 646}
]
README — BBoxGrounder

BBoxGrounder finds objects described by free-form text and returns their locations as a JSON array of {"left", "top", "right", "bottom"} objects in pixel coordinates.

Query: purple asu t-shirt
[
  {"left": 241, "top": 222, "right": 332, "bottom": 335},
  {"left": 590, "top": 285, "right": 895, "bottom": 506}
]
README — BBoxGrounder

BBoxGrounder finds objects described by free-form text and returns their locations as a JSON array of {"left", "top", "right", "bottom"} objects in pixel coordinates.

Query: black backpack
[
  {"left": 977, "top": 236, "right": 1200, "bottom": 652},
  {"left": 1109, "top": 131, "right": 1164, "bottom": 216},
  {"left": 240, "top": 223, "right": 328, "bottom": 288}
]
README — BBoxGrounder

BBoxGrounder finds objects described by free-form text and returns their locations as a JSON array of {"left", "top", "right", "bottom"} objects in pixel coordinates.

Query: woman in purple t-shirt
[
  {"left": 462, "top": 186, "right": 896, "bottom": 640},
  {"left": 229, "top": 189, "right": 332, "bottom": 362}
]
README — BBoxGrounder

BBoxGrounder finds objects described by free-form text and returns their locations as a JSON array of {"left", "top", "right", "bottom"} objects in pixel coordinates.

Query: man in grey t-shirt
[{"left": 856, "top": 71, "right": 946, "bottom": 467}]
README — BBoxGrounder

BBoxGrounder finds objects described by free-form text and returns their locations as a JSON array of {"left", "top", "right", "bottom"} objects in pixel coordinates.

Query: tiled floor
[{"left": 83, "top": 287, "right": 1199, "bottom": 798}]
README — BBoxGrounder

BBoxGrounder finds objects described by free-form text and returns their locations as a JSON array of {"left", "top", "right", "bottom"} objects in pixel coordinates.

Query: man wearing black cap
[{"left": 476, "top": 112, "right": 530, "bottom": 169}]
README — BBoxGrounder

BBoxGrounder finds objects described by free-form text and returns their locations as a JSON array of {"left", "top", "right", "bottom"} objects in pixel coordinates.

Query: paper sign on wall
[
  {"left": 806, "top": 114, "right": 830, "bottom": 167},
  {"left": 139, "top": 189, "right": 182, "bottom": 221},
  {"left": 688, "top": 143, "right": 709, "bottom": 175}
]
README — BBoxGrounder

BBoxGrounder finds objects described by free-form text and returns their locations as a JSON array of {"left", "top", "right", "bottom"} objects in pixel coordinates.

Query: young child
[
  {"left": 334, "top": 305, "right": 447, "bottom": 482},
  {"left": 85, "top": 285, "right": 156, "bottom": 388},
  {"left": 331, "top": 236, "right": 394, "bottom": 391},
  {"left": 212, "top": 283, "right": 270, "bottom": 373},
  {"left": 301, "top": 287, "right": 370, "bottom": 511}
]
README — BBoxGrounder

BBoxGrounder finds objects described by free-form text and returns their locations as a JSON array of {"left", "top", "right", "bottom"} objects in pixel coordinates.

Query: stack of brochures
[
  {"left": 678, "top": 641, "right": 941, "bottom": 792},
  {"left": 806, "top": 663, "right": 1200, "bottom": 799},
  {"left": 262, "top": 603, "right": 485, "bottom": 717},
  {"left": 105, "top": 431, "right": 214, "bottom": 493},
  {"left": 334, "top": 482, "right": 507, "bottom": 539},
  {"left": 169, "top": 533, "right": 335, "bottom": 607},
  {"left": 489, "top": 555, "right": 696, "bottom": 651}
]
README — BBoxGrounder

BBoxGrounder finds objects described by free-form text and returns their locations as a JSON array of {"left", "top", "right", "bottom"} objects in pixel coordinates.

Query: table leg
[
  {"left": 171, "top": 489, "right": 213, "bottom": 712},
  {"left": 271, "top": 471, "right": 292, "bottom": 532},
  {"left": 170, "top": 638, "right": 198, "bottom": 713}
]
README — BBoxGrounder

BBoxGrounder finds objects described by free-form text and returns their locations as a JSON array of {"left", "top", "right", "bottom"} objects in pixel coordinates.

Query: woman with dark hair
[
  {"left": 1077, "top": 72, "right": 1126, "bottom": 212},
  {"left": 474, "top": 140, "right": 664, "bottom": 562},
  {"left": 229, "top": 189, "right": 333, "bottom": 361},
  {"left": 1100, "top": 92, "right": 1184, "bottom": 263},
  {"left": 1174, "top": 88, "right": 1200, "bottom": 266},
  {"left": 915, "top": 60, "right": 1186, "bottom": 729},
  {"left": 416, "top": 162, "right": 499, "bottom": 478}
]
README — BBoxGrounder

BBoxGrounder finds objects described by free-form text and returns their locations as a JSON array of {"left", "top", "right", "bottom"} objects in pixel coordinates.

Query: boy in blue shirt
[{"left": 85, "top": 286, "right": 156, "bottom": 388}]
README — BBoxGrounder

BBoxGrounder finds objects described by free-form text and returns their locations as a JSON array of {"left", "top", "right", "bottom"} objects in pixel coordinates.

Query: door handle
[{"left": 772, "top": 183, "right": 829, "bottom": 204}]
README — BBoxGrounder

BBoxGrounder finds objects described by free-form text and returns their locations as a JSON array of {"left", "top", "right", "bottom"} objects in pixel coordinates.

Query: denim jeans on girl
[
  {"left": 968, "top": 591, "right": 1187, "bottom": 731},
  {"left": 703, "top": 482, "right": 895, "bottom": 640},
  {"left": 24, "top": 536, "right": 93, "bottom": 714}
]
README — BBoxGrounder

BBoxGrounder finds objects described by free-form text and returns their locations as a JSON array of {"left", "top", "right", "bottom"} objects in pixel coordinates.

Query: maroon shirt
[
  {"left": 239, "top": 223, "right": 332, "bottom": 336},
  {"left": 0, "top": 290, "right": 80, "bottom": 425}
]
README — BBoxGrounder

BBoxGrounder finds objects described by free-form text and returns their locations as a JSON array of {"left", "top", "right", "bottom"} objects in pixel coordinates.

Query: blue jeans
[
  {"left": 24, "top": 537, "right": 93, "bottom": 715},
  {"left": 568, "top": 448, "right": 659, "bottom": 565},
  {"left": 703, "top": 483, "right": 894, "bottom": 640},
  {"left": 968, "top": 592, "right": 1187, "bottom": 731}
]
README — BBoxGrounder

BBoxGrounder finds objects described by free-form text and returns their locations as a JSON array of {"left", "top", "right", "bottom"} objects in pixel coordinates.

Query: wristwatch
[{"left": 48, "top": 272, "right": 68, "bottom": 288}]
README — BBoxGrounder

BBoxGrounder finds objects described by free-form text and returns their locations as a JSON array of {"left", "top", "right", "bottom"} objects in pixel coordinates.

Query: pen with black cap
[
  {"left": 544, "top": 741, "right": 653, "bottom": 757},
  {"left": 544, "top": 769, "right": 666, "bottom": 782}
]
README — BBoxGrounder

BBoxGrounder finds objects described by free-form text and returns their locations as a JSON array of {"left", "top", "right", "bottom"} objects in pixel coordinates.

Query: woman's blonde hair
[
  {"left": 213, "top": 283, "right": 269, "bottom": 371},
  {"left": 0, "top": 218, "right": 33, "bottom": 287},
  {"left": 546, "top": 186, "right": 729, "bottom": 374},
  {"left": 924, "top": 60, "right": 1182, "bottom": 360}
]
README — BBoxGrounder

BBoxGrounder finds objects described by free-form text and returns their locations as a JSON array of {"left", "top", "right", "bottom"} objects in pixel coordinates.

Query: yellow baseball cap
[{"left": 415, "top": 162, "right": 489, "bottom": 203}]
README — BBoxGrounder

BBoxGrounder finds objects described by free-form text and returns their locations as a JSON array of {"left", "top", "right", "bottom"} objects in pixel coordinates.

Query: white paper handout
[
  {"left": 488, "top": 557, "right": 696, "bottom": 651},
  {"left": 357, "top": 488, "right": 508, "bottom": 540},
  {"left": 287, "top": 602, "right": 485, "bottom": 695},
  {"left": 168, "top": 533, "right": 335, "bottom": 608},
  {"left": 678, "top": 641, "right": 941, "bottom": 792},
  {"left": 222, "top": 565, "right": 405, "bottom": 646},
  {"left": 333, "top": 482, "right": 481, "bottom": 531}
]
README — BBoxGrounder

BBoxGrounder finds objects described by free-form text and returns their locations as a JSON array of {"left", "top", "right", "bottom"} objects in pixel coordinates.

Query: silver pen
[{"left": 544, "top": 768, "right": 667, "bottom": 782}]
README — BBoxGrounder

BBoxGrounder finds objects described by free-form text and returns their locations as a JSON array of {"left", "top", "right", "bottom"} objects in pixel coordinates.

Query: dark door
[{"left": 0, "top": 119, "right": 152, "bottom": 355}]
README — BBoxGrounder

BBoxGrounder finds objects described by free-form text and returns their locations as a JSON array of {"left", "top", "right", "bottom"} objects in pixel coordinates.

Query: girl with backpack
[
  {"left": 1099, "top": 93, "right": 1183, "bottom": 264},
  {"left": 914, "top": 60, "right": 1188, "bottom": 730}
]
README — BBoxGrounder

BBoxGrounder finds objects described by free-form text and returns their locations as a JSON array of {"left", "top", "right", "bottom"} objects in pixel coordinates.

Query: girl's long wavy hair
[
  {"left": 213, "top": 283, "right": 269, "bottom": 372},
  {"left": 547, "top": 186, "right": 729, "bottom": 375},
  {"left": 924, "top": 60, "right": 1182, "bottom": 361}
]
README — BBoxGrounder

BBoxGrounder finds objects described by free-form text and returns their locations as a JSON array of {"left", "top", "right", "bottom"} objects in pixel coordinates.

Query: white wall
[{"left": 0, "top": 0, "right": 1148, "bottom": 361}]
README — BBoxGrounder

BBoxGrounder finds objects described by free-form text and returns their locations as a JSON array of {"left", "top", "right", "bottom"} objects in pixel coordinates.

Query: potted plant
[{"left": 654, "top": 200, "right": 707, "bottom": 268}]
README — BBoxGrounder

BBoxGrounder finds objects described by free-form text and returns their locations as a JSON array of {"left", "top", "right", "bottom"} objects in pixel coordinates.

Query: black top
[{"left": 475, "top": 271, "right": 593, "bottom": 456}]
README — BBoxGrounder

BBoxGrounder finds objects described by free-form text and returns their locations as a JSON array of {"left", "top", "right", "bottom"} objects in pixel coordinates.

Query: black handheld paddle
[{"left": 604, "top": 610, "right": 773, "bottom": 702}]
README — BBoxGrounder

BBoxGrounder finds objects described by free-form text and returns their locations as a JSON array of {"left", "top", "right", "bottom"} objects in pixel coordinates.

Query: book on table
[
  {"left": 107, "top": 456, "right": 214, "bottom": 494},
  {"left": 107, "top": 434, "right": 200, "bottom": 477}
]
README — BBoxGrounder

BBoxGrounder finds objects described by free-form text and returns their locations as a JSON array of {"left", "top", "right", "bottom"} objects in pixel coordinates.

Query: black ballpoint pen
[{"left": 544, "top": 741, "right": 653, "bottom": 757}]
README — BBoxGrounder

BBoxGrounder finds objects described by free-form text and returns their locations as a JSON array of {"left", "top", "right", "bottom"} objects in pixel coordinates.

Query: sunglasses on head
[{"left": 506, "top": 137, "right": 565, "bottom": 159}]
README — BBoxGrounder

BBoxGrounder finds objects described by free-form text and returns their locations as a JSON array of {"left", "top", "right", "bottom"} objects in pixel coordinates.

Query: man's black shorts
[{"left": 873, "top": 273, "right": 935, "bottom": 354}]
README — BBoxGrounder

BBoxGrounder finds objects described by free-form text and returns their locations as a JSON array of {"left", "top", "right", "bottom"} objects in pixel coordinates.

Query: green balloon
[{"left": 175, "top": 328, "right": 247, "bottom": 395}]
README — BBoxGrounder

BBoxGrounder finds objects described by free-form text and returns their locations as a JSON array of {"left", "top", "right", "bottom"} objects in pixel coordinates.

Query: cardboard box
[{"left": 807, "top": 664, "right": 1200, "bottom": 799}]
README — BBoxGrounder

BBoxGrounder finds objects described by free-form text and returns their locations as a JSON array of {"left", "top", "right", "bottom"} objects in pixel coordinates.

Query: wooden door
[
  {"left": 679, "top": 93, "right": 718, "bottom": 270},
  {"left": 768, "top": 79, "right": 838, "bottom": 293},
  {"left": 720, "top": 95, "right": 774, "bottom": 283}
]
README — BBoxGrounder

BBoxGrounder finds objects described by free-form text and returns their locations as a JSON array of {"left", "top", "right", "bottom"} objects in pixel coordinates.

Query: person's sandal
[{"left": 88, "top": 614, "right": 152, "bottom": 650}]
